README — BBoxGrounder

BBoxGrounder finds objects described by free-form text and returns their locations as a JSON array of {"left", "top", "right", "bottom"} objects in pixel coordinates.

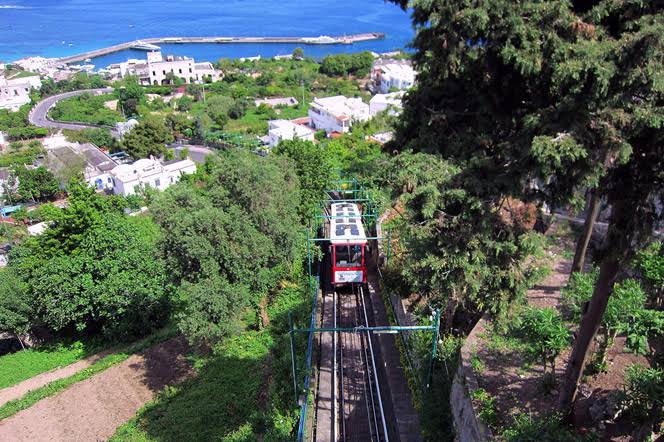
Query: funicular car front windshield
[{"left": 335, "top": 244, "right": 362, "bottom": 268}]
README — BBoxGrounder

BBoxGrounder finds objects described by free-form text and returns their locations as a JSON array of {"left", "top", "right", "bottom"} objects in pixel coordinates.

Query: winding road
[{"left": 28, "top": 88, "right": 121, "bottom": 138}]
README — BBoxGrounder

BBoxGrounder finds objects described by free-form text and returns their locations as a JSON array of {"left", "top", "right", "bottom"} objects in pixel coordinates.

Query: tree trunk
[
  {"left": 443, "top": 296, "right": 458, "bottom": 332},
  {"left": 15, "top": 333, "right": 25, "bottom": 350},
  {"left": 571, "top": 189, "right": 601, "bottom": 274},
  {"left": 558, "top": 256, "right": 620, "bottom": 414}
]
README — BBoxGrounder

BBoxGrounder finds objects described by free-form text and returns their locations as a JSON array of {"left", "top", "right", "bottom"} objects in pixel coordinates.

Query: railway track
[
  {"left": 338, "top": 285, "right": 388, "bottom": 441},
  {"left": 315, "top": 283, "right": 388, "bottom": 442}
]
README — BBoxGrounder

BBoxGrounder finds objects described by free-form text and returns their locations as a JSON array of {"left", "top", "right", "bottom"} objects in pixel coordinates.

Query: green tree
[
  {"left": 150, "top": 150, "right": 303, "bottom": 346},
  {"left": 386, "top": 0, "right": 663, "bottom": 412},
  {"left": 0, "top": 267, "right": 32, "bottom": 349},
  {"left": 204, "top": 95, "right": 234, "bottom": 128},
  {"left": 122, "top": 118, "right": 173, "bottom": 159},
  {"left": 115, "top": 76, "right": 145, "bottom": 117},
  {"left": 273, "top": 139, "right": 331, "bottom": 222},
  {"left": 8, "top": 185, "right": 169, "bottom": 340},
  {"left": 292, "top": 47, "right": 304, "bottom": 60},
  {"left": 9, "top": 165, "right": 59, "bottom": 202}
]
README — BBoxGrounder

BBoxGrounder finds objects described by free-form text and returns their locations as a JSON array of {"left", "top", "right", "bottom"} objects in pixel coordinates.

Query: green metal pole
[
  {"left": 386, "top": 230, "right": 391, "bottom": 265},
  {"left": 426, "top": 309, "right": 442, "bottom": 389},
  {"left": 289, "top": 311, "right": 298, "bottom": 404}
]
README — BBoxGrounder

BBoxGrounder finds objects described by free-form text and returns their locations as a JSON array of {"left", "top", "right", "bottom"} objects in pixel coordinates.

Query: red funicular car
[{"left": 329, "top": 202, "right": 367, "bottom": 285}]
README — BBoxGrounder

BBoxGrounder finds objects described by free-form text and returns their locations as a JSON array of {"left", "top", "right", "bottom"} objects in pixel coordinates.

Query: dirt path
[
  {"left": 0, "top": 337, "right": 193, "bottom": 442},
  {"left": 0, "top": 349, "right": 116, "bottom": 408}
]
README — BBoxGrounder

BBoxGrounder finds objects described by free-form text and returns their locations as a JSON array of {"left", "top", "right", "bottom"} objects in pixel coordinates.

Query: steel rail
[
  {"left": 333, "top": 290, "right": 338, "bottom": 442},
  {"left": 294, "top": 324, "right": 437, "bottom": 333},
  {"left": 356, "top": 285, "right": 381, "bottom": 440},
  {"left": 360, "top": 285, "right": 389, "bottom": 441}
]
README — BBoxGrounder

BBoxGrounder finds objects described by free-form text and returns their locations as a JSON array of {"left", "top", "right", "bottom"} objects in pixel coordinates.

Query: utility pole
[{"left": 300, "top": 80, "right": 305, "bottom": 107}]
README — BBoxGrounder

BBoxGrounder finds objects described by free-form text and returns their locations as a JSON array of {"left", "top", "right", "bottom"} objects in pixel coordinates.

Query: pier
[{"left": 57, "top": 33, "right": 385, "bottom": 64}]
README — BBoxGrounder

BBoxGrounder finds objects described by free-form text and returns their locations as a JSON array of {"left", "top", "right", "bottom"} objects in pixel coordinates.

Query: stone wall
[{"left": 450, "top": 316, "right": 494, "bottom": 441}]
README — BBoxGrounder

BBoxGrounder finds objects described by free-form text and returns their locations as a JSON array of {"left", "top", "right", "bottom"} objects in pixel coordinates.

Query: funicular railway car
[{"left": 328, "top": 202, "right": 367, "bottom": 285}]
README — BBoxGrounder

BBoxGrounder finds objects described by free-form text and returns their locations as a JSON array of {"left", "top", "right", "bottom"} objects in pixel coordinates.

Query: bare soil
[
  {"left": 474, "top": 221, "right": 651, "bottom": 439},
  {"left": 0, "top": 337, "right": 193, "bottom": 442}
]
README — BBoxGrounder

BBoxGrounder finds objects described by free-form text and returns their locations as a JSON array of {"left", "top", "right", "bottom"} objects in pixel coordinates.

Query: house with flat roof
[
  {"left": 110, "top": 157, "right": 196, "bottom": 196},
  {"left": 308, "top": 96, "right": 370, "bottom": 134},
  {"left": 43, "top": 134, "right": 118, "bottom": 191},
  {"left": 120, "top": 51, "right": 222, "bottom": 86},
  {"left": 0, "top": 72, "right": 41, "bottom": 111},
  {"left": 371, "top": 59, "right": 415, "bottom": 94},
  {"left": 369, "top": 91, "right": 404, "bottom": 116},
  {"left": 267, "top": 120, "right": 315, "bottom": 148}
]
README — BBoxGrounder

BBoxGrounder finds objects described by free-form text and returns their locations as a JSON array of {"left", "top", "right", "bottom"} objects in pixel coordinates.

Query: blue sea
[{"left": 0, "top": 0, "right": 414, "bottom": 66}]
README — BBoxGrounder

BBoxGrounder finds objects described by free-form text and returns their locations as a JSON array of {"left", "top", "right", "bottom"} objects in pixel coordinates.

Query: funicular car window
[{"left": 336, "top": 244, "right": 362, "bottom": 268}]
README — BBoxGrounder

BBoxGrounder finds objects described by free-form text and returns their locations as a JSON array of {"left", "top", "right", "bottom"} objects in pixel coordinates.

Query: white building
[
  {"left": 0, "top": 73, "right": 41, "bottom": 111},
  {"left": 267, "top": 120, "right": 315, "bottom": 148},
  {"left": 371, "top": 59, "right": 415, "bottom": 94},
  {"left": 110, "top": 157, "right": 196, "bottom": 196},
  {"left": 369, "top": 91, "right": 404, "bottom": 116},
  {"left": 115, "top": 118, "right": 139, "bottom": 137},
  {"left": 308, "top": 96, "right": 370, "bottom": 134},
  {"left": 119, "top": 51, "right": 222, "bottom": 86}
]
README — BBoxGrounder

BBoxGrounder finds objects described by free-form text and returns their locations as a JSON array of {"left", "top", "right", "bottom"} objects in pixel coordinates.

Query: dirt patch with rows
[{"left": 0, "top": 336, "right": 193, "bottom": 442}]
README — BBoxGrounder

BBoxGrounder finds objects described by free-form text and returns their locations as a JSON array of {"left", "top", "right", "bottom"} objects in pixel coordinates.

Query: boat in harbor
[
  {"left": 302, "top": 35, "right": 337, "bottom": 44},
  {"left": 130, "top": 40, "right": 161, "bottom": 51}
]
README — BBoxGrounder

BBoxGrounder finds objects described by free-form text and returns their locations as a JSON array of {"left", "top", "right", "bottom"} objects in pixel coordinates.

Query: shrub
[
  {"left": 620, "top": 364, "right": 664, "bottom": 438},
  {"left": 621, "top": 308, "right": 664, "bottom": 355},
  {"left": 563, "top": 272, "right": 648, "bottom": 367},
  {"left": 502, "top": 413, "right": 586, "bottom": 442},
  {"left": 513, "top": 307, "right": 570, "bottom": 378},
  {"left": 471, "top": 388, "right": 499, "bottom": 427}
]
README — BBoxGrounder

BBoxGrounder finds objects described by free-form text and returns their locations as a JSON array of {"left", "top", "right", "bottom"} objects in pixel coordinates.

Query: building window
[
  {"left": 153, "top": 71, "right": 156, "bottom": 76},
  {"left": 163, "top": 70, "right": 166, "bottom": 75},
  {"left": 178, "top": 68, "right": 182, "bottom": 74},
  {"left": 155, "top": 178, "right": 161, "bottom": 187},
  {"left": 170, "top": 176, "right": 174, "bottom": 184},
  {"left": 189, "top": 68, "right": 192, "bottom": 73}
]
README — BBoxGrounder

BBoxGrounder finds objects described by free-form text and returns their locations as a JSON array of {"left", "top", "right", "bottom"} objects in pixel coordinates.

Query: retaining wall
[{"left": 450, "top": 316, "right": 494, "bottom": 441}]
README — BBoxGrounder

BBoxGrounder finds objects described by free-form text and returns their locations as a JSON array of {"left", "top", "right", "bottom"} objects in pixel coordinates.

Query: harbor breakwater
[{"left": 57, "top": 33, "right": 385, "bottom": 64}]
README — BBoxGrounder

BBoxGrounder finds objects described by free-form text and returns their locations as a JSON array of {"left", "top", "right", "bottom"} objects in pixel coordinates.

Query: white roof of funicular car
[{"left": 329, "top": 202, "right": 367, "bottom": 244}]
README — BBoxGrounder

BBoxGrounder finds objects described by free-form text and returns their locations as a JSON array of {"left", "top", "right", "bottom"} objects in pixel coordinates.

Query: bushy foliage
[
  {"left": 38, "top": 72, "right": 107, "bottom": 97},
  {"left": 636, "top": 241, "right": 664, "bottom": 307},
  {"left": 320, "top": 52, "right": 374, "bottom": 77},
  {"left": 64, "top": 127, "right": 116, "bottom": 149},
  {"left": 150, "top": 150, "right": 303, "bottom": 346},
  {"left": 563, "top": 271, "right": 658, "bottom": 359},
  {"left": 8, "top": 165, "right": 59, "bottom": 202},
  {"left": 49, "top": 93, "right": 123, "bottom": 126},
  {"left": 0, "top": 105, "right": 48, "bottom": 141},
  {"left": 0, "top": 267, "right": 32, "bottom": 339},
  {"left": 273, "top": 139, "right": 332, "bottom": 222},
  {"left": 7, "top": 183, "right": 169, "bottom": 340},
  {"left": 513, "top": 307, "right": 571, "bottom": 376},
  {"left": 620, "top": 364, "right": 664, "bottom": 437},
  {"left": 115, "top": 76, "right": 145, "bottom": 117},
  {"left": 502, "top": 413, "right": 586, "bottom": 442},
  {"left": 121, "top": 117, "right": 173, "bottom": 159},
  {"left": 0, "top": 142, "right": 44, "bottom": 168}
]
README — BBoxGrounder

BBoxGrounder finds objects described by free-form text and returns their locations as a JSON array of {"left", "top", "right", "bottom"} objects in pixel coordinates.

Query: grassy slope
[
  {"left": 112, "top": 282, "right": 310, "bottom": 441},
  {"left": 0, "top": 327, "right": 177, "bottom": 421},
  {"left": 0, "top": 341, "right": 95, "bottom": 389}
]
